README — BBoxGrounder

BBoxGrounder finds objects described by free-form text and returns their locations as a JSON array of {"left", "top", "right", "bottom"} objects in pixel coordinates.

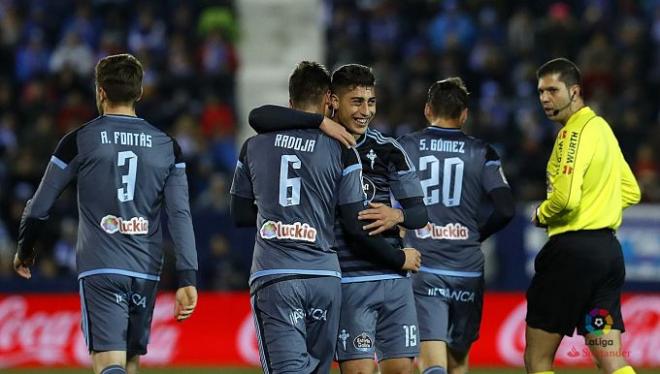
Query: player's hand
[
  {"left": 531, "top": 206, "right": 547, "bottom": 228},
  {"left": 358, "top": 203, "right": 404, "bottom": 236},
  {"left": 174, "top": 286, "right": 198, "bottom": 322},
  {"left": 320, "top": 117, "right": 356, "bottom": 148},
  {"left": 13, "top": 253, "right": 34, "bottom": 279},
  {"left": 401, "top": 248, "right": 421, "bottom": 272}
]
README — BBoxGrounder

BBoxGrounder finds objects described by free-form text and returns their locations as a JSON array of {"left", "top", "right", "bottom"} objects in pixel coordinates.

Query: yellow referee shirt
[{"left": 537, "top": 106, "right": 641, "bottom": 237}]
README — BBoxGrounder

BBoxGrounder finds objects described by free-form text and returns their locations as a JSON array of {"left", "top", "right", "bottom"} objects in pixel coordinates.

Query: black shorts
[{"left": 526, "top": 229, "right": 625, "bottom": 336}]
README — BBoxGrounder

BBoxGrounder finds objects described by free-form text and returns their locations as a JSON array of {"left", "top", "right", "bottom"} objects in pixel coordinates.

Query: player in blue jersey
[
  {"left": 13, "top": 54, "right": 198, "bottom": 374},
  {"left": 398, "top": 77, "right": 514, "bottom": 374},
  {"left": 231, "top": 61, "right": 419, "bottom": 374},
  {"left": 248, "top": 64, "right": 427, "bottom": 374}
]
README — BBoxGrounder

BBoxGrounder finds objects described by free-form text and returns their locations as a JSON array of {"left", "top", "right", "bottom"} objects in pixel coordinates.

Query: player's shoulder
[
  {"left": 397, "top": 128, "right": 425, "bottom": 145},
  {"left": 365, "top": 128, "right": 415, "bottom": 170},
  {"left": 365, "top": 128, "right": 405, "bottom": 151},
  {"left": 475, "top": 139, "right": 501, "bottom": 162}
]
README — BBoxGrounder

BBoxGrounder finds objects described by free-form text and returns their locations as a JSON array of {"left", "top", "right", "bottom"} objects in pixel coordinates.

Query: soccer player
[
  {"left": 248, "top": 64, "right": 427, "bottom": 374},
  {"left": 397, "top": 77, "right": 514, "bottom": 374},
  {"left": 231, "top": 61, "right": 419, "bottom": 374},
  {"left": 13, "top": 54, "right": 198, "bottom": 374},
  {"left": 526, "top": 58, "right": 641, "bottom": 374}
]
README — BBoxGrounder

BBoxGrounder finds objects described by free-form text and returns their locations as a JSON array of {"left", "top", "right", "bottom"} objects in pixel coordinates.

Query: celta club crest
[{"left": 366, "top": 149, "right": 377, "bottom": 169}]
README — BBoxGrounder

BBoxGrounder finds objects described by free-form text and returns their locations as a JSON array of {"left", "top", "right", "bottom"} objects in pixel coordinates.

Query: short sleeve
[
  {"left": 338, "top": 147, "right": 366, "bottom": 205},
  {"left": 230, "top": 139, "right": 254, "bottom": 199}
]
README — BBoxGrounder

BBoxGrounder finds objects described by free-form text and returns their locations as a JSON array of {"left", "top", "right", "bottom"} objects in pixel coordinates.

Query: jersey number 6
[{"left": 279, "top": 154, "right": 301, "bottom": 207}]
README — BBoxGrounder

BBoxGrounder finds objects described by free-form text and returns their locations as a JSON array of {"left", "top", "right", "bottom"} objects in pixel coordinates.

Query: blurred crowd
[
  {"left": 0, "top": 0, "right": 251, "bottom": 291},
  {"left": 326, "top": 0, "right": 660, "bottom": 202},
  {"left": 1, "top": 0, "right": 659, "bottom": 291}
]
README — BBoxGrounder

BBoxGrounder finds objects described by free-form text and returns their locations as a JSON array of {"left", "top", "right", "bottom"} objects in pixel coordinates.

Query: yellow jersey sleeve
[
  {"left": 620, "top": 153, "right": 641, "bottom": 209},
  {"left": 538, "top": 121, "right": 596, "bottom": 224}
]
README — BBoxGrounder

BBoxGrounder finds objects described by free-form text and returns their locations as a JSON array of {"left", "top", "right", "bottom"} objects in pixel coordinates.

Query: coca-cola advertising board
[{"left": 0, "top": 292, "right": 658, "bottom": 368}]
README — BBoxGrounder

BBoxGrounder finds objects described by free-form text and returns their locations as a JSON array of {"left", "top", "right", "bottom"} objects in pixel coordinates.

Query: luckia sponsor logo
[
  {"left": 415, "top": 222, "right": 469, "bottom": 240},
  {"left": 100, "top": 215, "right": 149, "bottom": 235},
  {"left": 259, "top": 220, "right": 317, "bottom": 243}
]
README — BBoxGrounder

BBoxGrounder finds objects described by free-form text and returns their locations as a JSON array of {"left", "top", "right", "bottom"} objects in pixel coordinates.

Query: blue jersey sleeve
[
  {"left": 230, "top": 138, "right": 255, "bottom": 199},
  {"left": 388, "top": 140, "right": 423, "bottom": 200},
  {"left": 164, "top": 139, "right": 198, "bottom": 287},
  {"left": 17, "top": 130, "right": 80, "bottom": 260},
  {"left": 481, "top": 144, "right": 510, "bottom": 193},
  {"left": 338, "top": 147, "right": 366, "bottom": 206}
]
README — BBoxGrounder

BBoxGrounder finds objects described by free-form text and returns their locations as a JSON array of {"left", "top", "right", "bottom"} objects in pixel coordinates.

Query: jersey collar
[{"left": 426, "top": 125, "right": 462, "bottom": 132}]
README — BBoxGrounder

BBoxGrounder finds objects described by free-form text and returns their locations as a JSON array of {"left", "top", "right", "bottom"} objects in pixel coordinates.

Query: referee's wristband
[{"left": 177, "top": 270, "right": 197, "bottom": 288}]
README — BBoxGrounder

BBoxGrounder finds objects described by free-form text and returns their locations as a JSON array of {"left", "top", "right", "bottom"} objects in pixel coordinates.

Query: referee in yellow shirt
[{"left": 525, "top": 58, "right": 641, "bottom": 374}]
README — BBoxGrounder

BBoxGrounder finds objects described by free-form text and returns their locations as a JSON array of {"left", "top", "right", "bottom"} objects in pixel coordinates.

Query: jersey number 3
[
  {"left": 279, "top": 155, "right": 301, "bottom": 207},
  {"left": 419, "top": 156, "right": 463, "bottom": 207},
  {"left": 117, "top": 150, "right": 138, "bottom": 202}
]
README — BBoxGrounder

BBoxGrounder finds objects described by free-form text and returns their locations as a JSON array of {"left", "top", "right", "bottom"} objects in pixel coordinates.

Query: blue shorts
[
  {"left": 336, "top": 277, "right": 419, "bottom": 362},
  {"left": 250, "top": 274, "right": 341, "bottom": 374},
  {"left": 79, "top": 274, "right": 159, "bottom": 355},
  {"left": 413, "top": 271, "right": 484, "bottom": 353}
]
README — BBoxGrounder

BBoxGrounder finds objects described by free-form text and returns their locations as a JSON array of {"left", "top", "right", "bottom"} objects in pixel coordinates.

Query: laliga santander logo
[
  {"left": 260, "top": 220, "right": 317, "bottom": 243},
  {"left": 585, "top": 308, "right": 613, "bottom": 336},
  {"left": 0, "top": 295, "right": 181, "bottom": 368},
  {"left": 497, "top": 296, "right": 660, "bottom": 366}
]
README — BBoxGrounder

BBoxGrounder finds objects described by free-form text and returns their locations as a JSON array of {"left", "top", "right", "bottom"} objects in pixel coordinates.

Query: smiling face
[{"left": 332, "top": 85, "right": 376, "bottom": 137}]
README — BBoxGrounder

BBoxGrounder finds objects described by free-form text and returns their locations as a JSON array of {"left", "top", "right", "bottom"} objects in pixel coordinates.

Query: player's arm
[
  {"left": 620, "top": 153, "right": 641, "bottom": 209},
  {"left": 360, "top": 141, "right": 427, "bottom": 235},
  {"left": 359, "top": 197, "right": 427, "bottom": 235},
  {"left": 479, "top": 145, "right": 515, "bottom": 240},
  {"left": 230, "top": 138, "right": 257, "bottom": 227},
  {"left": 164, "top": 140, "right": 199, "bottom": 322},
  {"left": 537, "top": 122, "right": 596, "bottom": 225},
  {"left": 479, "top": 188, "right": 515, "bottom": 241},
  {"left": 249, "top": 105, "right": 355, "bottom": 147},
  {"left": 15, "top": 131, "right": 80, "bottom": 278},
  {"left": 337, "top": 147, "right": 420, "bottom": 272},
  {"left": 164, "top": 140, "right": 198, "bottom": 288},
  {"left": 230, "top": 196, "right": 258, "bottom": 227}
]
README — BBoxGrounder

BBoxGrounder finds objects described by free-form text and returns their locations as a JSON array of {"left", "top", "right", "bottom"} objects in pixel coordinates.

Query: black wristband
[{"left": 177, "top": 270, "right": 197, "bottom": 288}]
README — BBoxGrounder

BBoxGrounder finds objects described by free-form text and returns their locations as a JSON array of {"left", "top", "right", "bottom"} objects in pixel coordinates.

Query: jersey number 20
[
  {"left": 117, "top": 150, "right": 137, "bottom": 202},
  {"left": 279, "top": 155, "right": 301, "bottom": 207},
  {"left": 419, "top": 156, "right": 463, "bottom": 207}
]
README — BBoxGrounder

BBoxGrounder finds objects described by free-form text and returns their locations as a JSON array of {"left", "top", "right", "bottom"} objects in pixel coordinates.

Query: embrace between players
[
  {"left": 230, "top": 61, "right": 513, "bottom": 374},
  {"left": 230, "top": 58, "right": 640, "bottom": 374},
  {"left": 13, "top": 53, "right": 639, "bottom": 374}
]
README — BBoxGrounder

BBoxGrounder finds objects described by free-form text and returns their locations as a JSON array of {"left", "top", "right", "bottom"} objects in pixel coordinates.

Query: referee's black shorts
[{"left": 526, "top": 229, "right": 625, "bottom": 336}]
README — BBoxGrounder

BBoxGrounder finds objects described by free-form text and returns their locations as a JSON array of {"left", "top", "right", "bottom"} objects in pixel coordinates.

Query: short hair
[
  {"left": 95, "top": 54, "right": 143, "bottom": 104},
  {"left": 426, "top": 77, "right": 469, "bottom": 119},
  {"left": 536, "top": 57, "right": 582, "bottom": 87},
  {"left": 331, "top": 64, "right": 375, "bottom": 93},
  {"left": 288, "top": 61, "right": 330, "bottom": 107}
]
